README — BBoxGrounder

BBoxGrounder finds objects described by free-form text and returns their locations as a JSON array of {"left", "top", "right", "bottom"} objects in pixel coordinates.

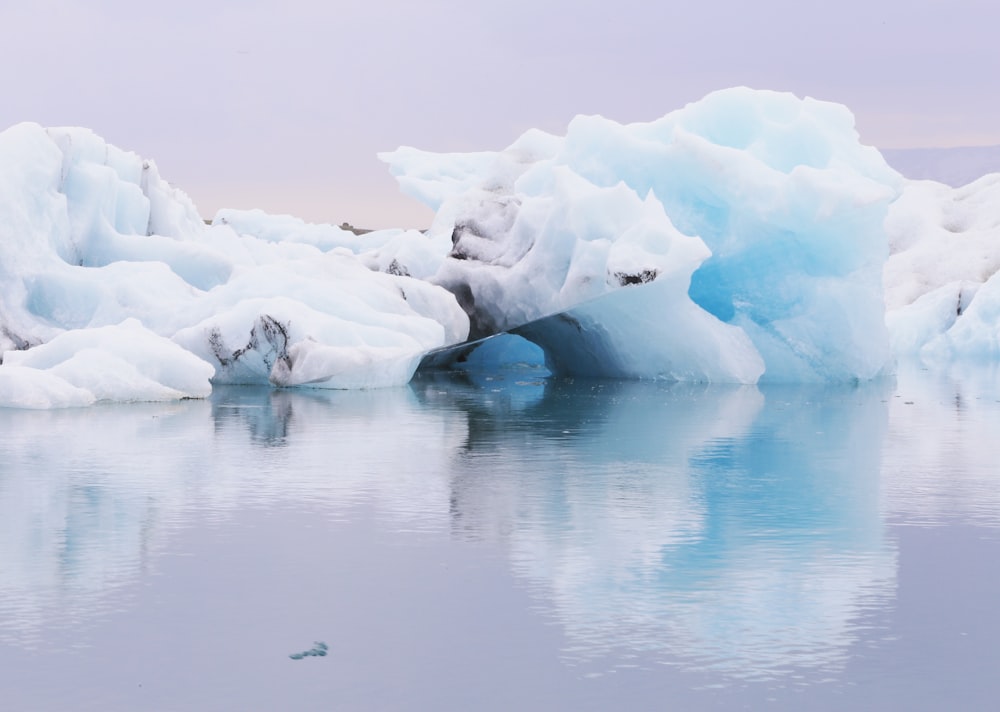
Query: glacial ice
[
  {"left": 0, "top": 123, "right": 468, "bottom": 407},
  {"left": 3, "top": 87, "right": 1000, "bottom": 407},
  {"left": 382, "top": 88, "right": 901, "bottom": 382},
  {"left": 1, "top": 319, "right": 213, "bottom": 407},
  {"left": 883, "top": 173, "right": 1000, "bottom": 359}
]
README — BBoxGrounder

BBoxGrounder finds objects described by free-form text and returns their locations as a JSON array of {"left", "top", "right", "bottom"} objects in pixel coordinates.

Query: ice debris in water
[{"left": 289, "top": 641, "right": 328, "bottom": 660}]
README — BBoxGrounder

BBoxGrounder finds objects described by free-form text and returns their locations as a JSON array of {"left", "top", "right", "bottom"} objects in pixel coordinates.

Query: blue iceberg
[{"left": 382, "top": 87, "right": 903, "bottom": 383}]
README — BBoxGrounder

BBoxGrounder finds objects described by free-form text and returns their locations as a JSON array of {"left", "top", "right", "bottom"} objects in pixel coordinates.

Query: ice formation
[
  {"left": 382, "top": 88, "right": 902, "bottom": 383},
  {"left": 0, "top": 319, "right": 213, "bottom": 408},
  {"left": 0, "top": 123, "right": 468, "bottom": 407},
  {"left": 4, "top": 87, "right": 1000, "bottom": 408},
  {"left": 883, "top": 173, "right": 1000, "bottom": 359}
]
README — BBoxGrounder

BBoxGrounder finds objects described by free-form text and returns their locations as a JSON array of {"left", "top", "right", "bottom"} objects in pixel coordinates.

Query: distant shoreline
[{"left": 882, "top": 144, "right": 1000, "bottom": 186}]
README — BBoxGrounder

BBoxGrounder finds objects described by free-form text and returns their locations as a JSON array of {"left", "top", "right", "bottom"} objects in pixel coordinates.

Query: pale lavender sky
[{"left": 2, "top": 0, "right": 997, "bottom": 228}]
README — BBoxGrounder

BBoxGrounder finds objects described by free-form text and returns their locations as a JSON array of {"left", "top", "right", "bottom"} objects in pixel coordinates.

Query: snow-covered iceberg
[
  {"left": 0, "top": 319, "right": 213, "bottom": 408},
  {"left": 381, "top": 87, "right": 902, "bottom": 383},
  {"left": 884, "top": 174, "right": 1000, "bottom": 360},
  {"left": 0, "top": 123, "right": 468, "bottom": 407}
]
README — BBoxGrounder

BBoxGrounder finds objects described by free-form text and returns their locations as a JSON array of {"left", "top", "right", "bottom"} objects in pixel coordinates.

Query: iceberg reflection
[
  {"left": 884, "top": 363, "right": 1000, "bottom": 526},
  {"left": 430, "top": 376, "right": 897, "bottom": 679},
  {"left": 0, "top": 372, "right": 953, "bottom": 682},
  {"left": 0, "top": 387, "right": 466, "bottom": 645}
]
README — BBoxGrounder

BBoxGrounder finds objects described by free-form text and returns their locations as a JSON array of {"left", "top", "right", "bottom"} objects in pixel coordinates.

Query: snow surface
[{"left": 3, "top": 88, "right": 1000, "bottom": 407}]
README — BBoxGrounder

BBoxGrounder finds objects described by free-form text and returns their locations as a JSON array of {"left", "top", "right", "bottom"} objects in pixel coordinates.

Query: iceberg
[
  {"left": 382, "top": 87, "right": 902, "bottom": 383},
  {"left": 884, "top": 174, "right": 1000, "bottom": 359},
  {"left": 3, "top": 87, "right": 1000, "bottom": 407},
  {"left": 0, "top": 319, "right": 213, "bottom": 408},
  {"left": 0, "top": 123, "right": 468, "bottom": 404}
]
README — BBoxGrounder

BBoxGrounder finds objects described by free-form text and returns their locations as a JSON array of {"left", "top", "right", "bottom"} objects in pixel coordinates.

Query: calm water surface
[{"left": 1, "top": 364, "right": 999, "bottom": 711}]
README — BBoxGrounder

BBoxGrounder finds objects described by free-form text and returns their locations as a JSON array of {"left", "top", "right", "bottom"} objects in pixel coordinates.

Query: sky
[{"left": 2, "top": 0, "right": 999, "bottom": 229}]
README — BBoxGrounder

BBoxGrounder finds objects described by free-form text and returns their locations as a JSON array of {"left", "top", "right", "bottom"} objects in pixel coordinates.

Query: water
[{"left": 1, "top": 364, "right": 999, "bottom": 710}]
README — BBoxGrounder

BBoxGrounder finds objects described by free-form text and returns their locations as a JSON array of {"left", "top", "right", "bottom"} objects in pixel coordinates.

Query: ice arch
[{"left": 386, "top": 87, "right": 901, "bottom": 384}]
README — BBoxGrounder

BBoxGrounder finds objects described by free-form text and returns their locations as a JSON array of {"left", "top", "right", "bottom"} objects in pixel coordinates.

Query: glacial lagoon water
[{"left": 1, "top": 364, "right": 999, "bottom": 711}]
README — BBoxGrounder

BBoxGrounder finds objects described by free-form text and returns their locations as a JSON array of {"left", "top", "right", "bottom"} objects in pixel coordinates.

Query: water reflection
[
  {"left": 884, "top": 363, "right": 1000, "bottom": 526},
  {"left": 0, "top": 387, "right": 466, "bottom": 645},
  {"left": 417, "top": 374, "right": 896, "bottom": 678},
  {"left": 2, "top": 369, "right": 999, "bottom": 686},
  {"left": 0, "top": 401, "right": 207, "bottom": 644},
  {"left": 211, "top": 386, "right": 295, "bottom": 446}
]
